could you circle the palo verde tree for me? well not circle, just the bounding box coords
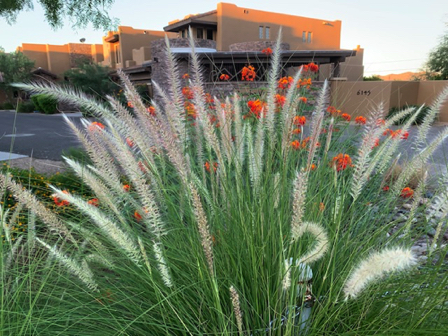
[0,0,118,30]
[426,32,448,80]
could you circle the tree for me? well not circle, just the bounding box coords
[0,48,35,102]
[426,32,448,80]
[0,0,118,30]
[363,75,383,81]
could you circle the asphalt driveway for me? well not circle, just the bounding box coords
[0,111,83,161]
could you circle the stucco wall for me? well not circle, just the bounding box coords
[330,80,448,121]
[18,44,49,69]
[217,3,341,51]
[45,44,71,76]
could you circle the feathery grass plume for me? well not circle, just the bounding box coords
[152,240,172,287]
[1,205,12,244]
[229,286,244,336]
[215,96,233,162]
[63,115,123,194]
[282,259,292,291]
[0,174,75,243]
[280,70,304,157]
[190,183,214,276]
[138,237,152,275]
[428,180,448,252]
[99,123,168,240]
[343,247,416,300]
[290,171,309,243]
[324,117,335,156]
[4,236,23,277]
[266,27,283,148]
[253,112,266,189]
[247,124,256,188]
[64,157,122,217]
[306,80,329,170]
[292,222,329,265]
[162,35,189,144]
[233,93,244,167]
[50,187,140,263]
[391,127,448,196]
[13,82,112,119]
[414,86,448,150]
[404,171,427,234]
[36,237,98,291]
[274,172,280,209]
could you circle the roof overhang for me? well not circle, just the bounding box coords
[31,67,58,79]
[164,10,218,32]
[105,34,119,43]
[173,49,357,65]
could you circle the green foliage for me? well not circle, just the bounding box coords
[32,94,57,114]
[387,104,432,125]
[426,32,448,80]
[363,75,383,81]
[0,102,14,110]
[0,0,119,30]
[16,100,35,113]
[0,49,34,102]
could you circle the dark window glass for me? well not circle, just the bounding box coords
[207,29,213,40]
[197,28,203,39]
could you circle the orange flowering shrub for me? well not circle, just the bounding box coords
[292,128,301,134]
[308,62,319,72]
[146,106,156,116]
[297,78,312,89]
[185,102,197,119]
[293,116,306,126]
[219,74,230,81]
[355,116,367,125]
[341,113,351,121]
[134,211,143,221]
[332,154,354,171]
[278,76,293,89]
[401,187,414,198]
[327,106,341,116]
[126,138,134,148]
[372,138,380,148]
[53,190,70,207]
[182,87,194,100]
[123,184,130,192]
[261,47,273,55]
[182,73,189,79]
[127,101,134,108]
[246,99,266,119]
[274,94,286,108]
[88,198,99,207]
[383,185,390,192]
[241,65,256,81]
[290,140,301,150]
[88,121,105,131]
[383,129,409,139]
[299,97,307,104]
[205,161,218,173]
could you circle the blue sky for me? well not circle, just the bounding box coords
[1,0,447,75]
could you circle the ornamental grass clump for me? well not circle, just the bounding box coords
[2,30,448,335]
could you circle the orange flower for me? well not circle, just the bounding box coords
[146,106,156,116]
[291,140,301,150]
[401,187,414,198]
[88,198,99,207]
[53,190,70,207]
[138,161,147,173]
[293,116,306,126]
[292,128,301,134]
[126,138,134,148]
[246,99,266,119]
[299,97,307,104]
[127,101,134,108]
[400,131,409,140]
[274,94,286,107]
[308,62,319,73]
[372,138,380,148]
[261,47,273,55]
[205,161,218,173]
[241,65,256,81]
[182,87,194,99]
[326,106,339,116]
[297,78,312,89]
[332,153,353,172]
[134,211,143,221]
[219,74,230,81]
[88,121,105,131]
[182,73,189,79]
[376,118,386,126]
[185,101,197,119]
[300,64,309,72]
[123,184,130,192]
[310,163,317,171]
[383,185,390,192]
[319,202,325,211]
[341,113,351,121]
[278,76,294,89]
[355,116,367,125]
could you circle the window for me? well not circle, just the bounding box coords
[206,29,213,40]
[114,44,121,64]
[259,26,264,39]
[265,27,270,39]
[307,32,312,43]
[302,31,307,43]
[197,28,203,39]
[182,30,185,38]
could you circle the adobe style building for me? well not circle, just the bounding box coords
[16,43,104,79]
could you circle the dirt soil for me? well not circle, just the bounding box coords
[5,158,67,175]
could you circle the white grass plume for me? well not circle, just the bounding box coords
[229,285,244,336]
[290,171,309,243]
[344,247,416,299]
[190,183,214,276]
[36,237,99,291]
[153,241,172,287]
[292,222,329,265]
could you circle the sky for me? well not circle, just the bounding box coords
[0,0,447,76]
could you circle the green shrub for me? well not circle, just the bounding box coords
[32,94,58,114]
[17,100,35,113]
[387,104,432,125]
[1,102,14,110]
